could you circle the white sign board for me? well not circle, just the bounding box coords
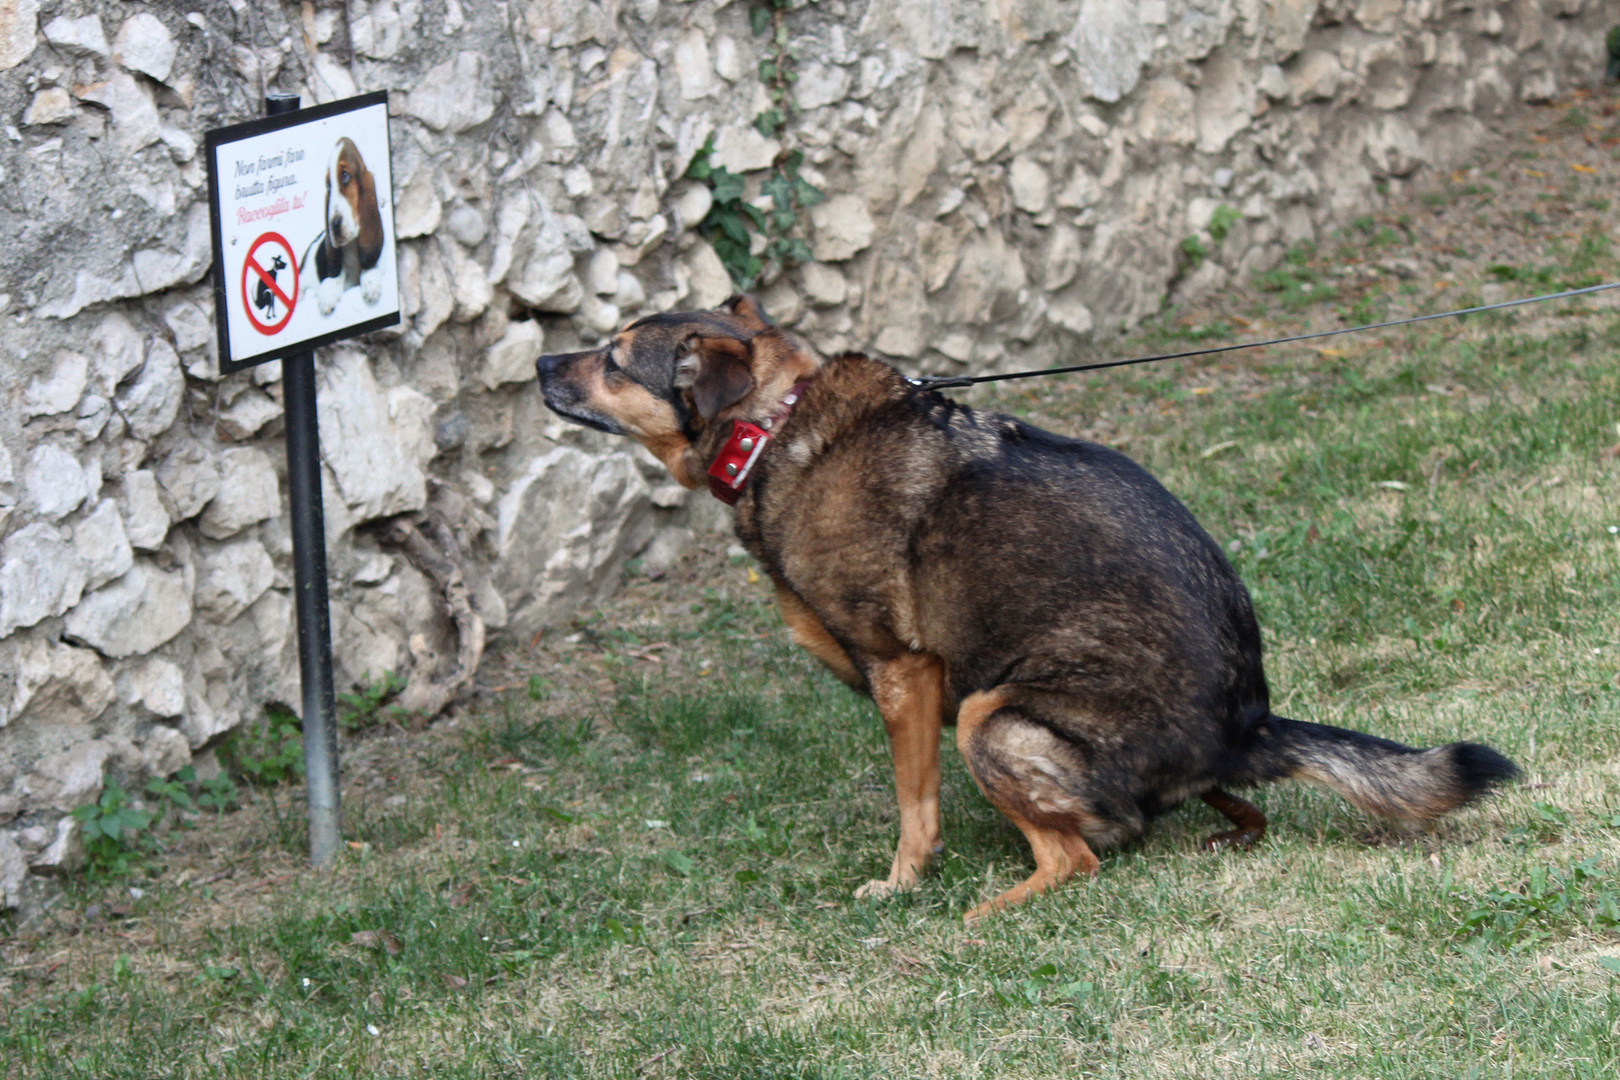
[206,92,399,373]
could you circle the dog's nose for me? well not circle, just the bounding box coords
[536,353,563,380]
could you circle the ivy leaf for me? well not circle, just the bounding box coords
[710,169,745,205]
[794,177,825,207]
[750,4,771,36]
[758,59,778,83]
[685,134,716,180]
[753,109,784,138]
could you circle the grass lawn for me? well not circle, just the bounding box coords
[7,104,1620,1078]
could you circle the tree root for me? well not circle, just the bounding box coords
[376,512,486,722]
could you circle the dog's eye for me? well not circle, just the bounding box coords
[340,170,351,184]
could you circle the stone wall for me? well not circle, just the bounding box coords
[0,0,1608,893]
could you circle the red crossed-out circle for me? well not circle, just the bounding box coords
[241,232,299,335]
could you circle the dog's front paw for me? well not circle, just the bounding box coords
[360,267,382,305]
[854,878,904,900]
[317,277,343,316]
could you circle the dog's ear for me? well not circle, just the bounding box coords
[722,294,773,330]
[676,334,754,421]
[356,158,384,259]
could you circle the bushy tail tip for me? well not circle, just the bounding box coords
[1246,717,1519,821]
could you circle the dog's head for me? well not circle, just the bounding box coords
[536,295,821,488]
[326,137,373,248]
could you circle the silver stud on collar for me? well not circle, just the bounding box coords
[725,463,739,476]
[783,394,798,405]
[739,437,755,452]
[761,418,773,429]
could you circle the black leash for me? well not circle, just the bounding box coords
[905,280,1620,391]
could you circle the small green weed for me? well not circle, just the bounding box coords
[1461,856,1620,951]
[223,706,305,786]
[71,780,158,879]
[338,670,408,731]
[1180,234,1210,268]
[1254,260,1337,309]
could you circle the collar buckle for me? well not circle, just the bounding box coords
[705,381,810,505]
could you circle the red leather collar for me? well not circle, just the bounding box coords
[706,382,810,505]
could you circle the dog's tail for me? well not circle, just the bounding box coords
[1234,715,1519,820]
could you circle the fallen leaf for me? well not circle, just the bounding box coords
[1374,480,1409,491]
[889,946,935,974]
[351,929,403,956]
[1572,163,1596,173]
[1200,440,1240,460]
[441,973,469,989]
[448,883,475,908]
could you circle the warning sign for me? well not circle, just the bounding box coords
[241,232,298,334]
[205,91,400,374]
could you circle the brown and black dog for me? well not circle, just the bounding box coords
[536,296,1519,921]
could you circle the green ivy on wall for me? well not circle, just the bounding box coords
[685,0,824,289]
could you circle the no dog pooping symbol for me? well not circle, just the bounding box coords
[241,232,298,335]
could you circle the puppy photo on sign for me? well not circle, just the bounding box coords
[303,136,387,317]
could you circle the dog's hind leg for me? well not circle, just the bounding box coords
[1201,788,1267,851]
[957,688,1103,923]
[855,652,947,900]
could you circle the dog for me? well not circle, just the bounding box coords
[535,296,1520,921]
[302,137,384,316]
[253,253,288,320]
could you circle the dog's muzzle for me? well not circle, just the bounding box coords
[535,351,625,435]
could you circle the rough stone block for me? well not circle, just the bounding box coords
[75,498,134,591]
[195,539,275,623]
[9,638,114,728]
[495,448,655,638]
[23,350,89,418]
[130,656,186,717]
[64,561,192,658]
[482,319,545,390]
[317,351,428,523]
[112,12,175,83]
[0,524,88,637]
[199,448,280,539]
[24,444,91,521]
[117,338,184,440]
[42,13,108,58]
[810,194,876,262]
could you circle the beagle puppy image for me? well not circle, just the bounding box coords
[304,137,385,316]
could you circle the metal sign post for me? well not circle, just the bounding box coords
[204,91,401,867]
[265,93,339,869]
